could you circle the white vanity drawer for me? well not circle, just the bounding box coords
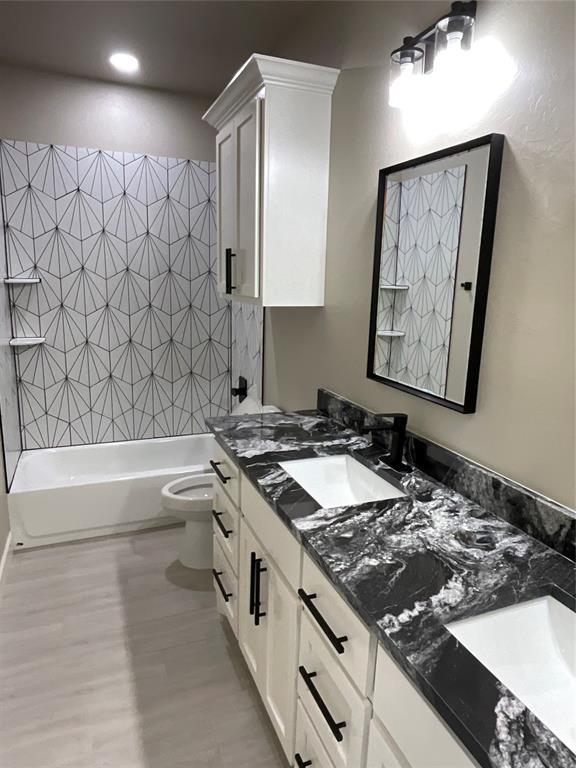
[295,699,337,768]
[298,613,370,768]
[210,443,240,506]
[373,645,478,768]
[240,474,302,590]
[212,480,240,573]
[301,552,375,695]
[213,537,238,636]
[366,717,410,768]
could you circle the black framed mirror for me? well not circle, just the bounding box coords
[367,134,504,413]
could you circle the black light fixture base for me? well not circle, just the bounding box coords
[231,375,248,403]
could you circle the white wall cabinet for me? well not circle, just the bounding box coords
[204,54,339,306]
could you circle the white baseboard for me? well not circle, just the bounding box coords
[0,531,12,588]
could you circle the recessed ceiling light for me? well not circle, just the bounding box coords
[109,52,139,75]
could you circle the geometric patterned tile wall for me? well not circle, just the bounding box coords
[0,139,231,448]
[231,301,263,403]
[0,198,21,486]
[375,166,466,397]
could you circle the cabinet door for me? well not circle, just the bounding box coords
[262,558,299,757]
[216,119,236,295]
[366,718,410,768]
[233,98,261,299]
[238,519,266,690]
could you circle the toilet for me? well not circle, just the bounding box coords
[161,470,214,569]
[161,398,280,569]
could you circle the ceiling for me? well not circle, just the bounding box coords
[0,1,324,98]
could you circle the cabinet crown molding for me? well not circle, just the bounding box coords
[203,54,340,131]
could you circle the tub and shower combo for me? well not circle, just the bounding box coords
[9,400,280,553]
[8,434,217,549]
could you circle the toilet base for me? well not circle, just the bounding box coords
[178,514,213,569]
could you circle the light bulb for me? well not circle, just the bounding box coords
[446,30,464,52]
[109,52,140,75]
[401,36,518,141]
[389,66,421,109]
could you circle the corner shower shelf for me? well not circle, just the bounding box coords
[3,278,41,285]
[377,330,405,338]
[379,284,409,291]
[9,337,45,347]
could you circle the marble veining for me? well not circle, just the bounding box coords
[318,388,576,560]
[206,408,576,768]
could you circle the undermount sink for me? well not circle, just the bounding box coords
[279,455,406,509]
[446,595,576,753]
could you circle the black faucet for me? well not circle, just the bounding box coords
[360,413,408,472]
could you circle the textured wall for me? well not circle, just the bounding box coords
[0,139,229,448]
[266,1,575,508]
[231,303,264,403]
[0,63,215,161]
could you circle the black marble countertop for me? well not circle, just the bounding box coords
[206,410,576,768]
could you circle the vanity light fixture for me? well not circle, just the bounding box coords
[388,0,476,108]
[389,39,424,109]
[109,52,140,75]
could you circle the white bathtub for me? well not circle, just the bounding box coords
[8,434,216,549]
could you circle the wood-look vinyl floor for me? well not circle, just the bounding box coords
[0,528,288,768]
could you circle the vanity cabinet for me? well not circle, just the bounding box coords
[372,646,479,768]
[236,477,301,758]
[295,700,337,768]
[238,519,268,685]
[213,537,238,636]
[298,612,370,768]
[203,54,339,306]
[366,718,409,768]
[212,478,239,572]
[211,449,480,768]
[301,552,375,695]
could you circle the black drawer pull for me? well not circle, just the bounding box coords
[212,509,232,539]
[295,755,312,767]
[212,569,232,602]
[249,551,256,616]
[210,459,231,484]
[254,556,267,626]
[298,588,348,655]
[299,665,346,743]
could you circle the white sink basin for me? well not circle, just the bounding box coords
[279,455,405,508]
[447,595,576,752]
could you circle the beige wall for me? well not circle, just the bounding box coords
[266,1,576,508]
[0,63,215,160]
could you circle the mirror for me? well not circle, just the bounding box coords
[367,134,504,413]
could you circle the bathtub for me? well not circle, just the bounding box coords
[8,434,216,549]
